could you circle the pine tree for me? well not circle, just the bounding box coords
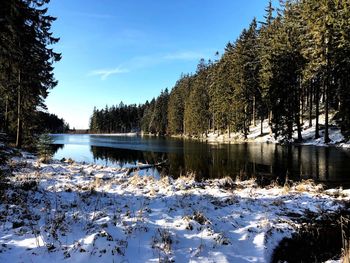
[257,2,305,141]
[334,0,350,133]
[207,52,234,134]
[300,0,340,143]
[167,75,191,134]
[141,99,155,133]
[231,19,262,138]
[0,0,60,147]
[149,89,169,135]
[258,0,276,134]
[184,59,209,136]
[86,0,350,141]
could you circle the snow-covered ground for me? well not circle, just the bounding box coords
[0,153,348,262]
[202,113,350,147]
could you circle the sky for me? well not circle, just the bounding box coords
[45,0,278,129]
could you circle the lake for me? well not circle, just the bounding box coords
[51,134,350,187]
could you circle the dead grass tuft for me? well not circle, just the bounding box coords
[293,179,324,193]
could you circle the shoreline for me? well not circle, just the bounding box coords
[174,133,350,148]
[56,114,350,149]
[50,112,350,149]
[0,150,348,262]
[52,131,350,148]
[172,115,350,148]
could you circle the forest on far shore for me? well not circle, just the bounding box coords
[90,0,350,143]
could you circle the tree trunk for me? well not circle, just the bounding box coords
[4,95,8,133]
[260,115,264,136]
[16,70,22,148]
[208,118,211,134]
[288,121,293,140]
[301,81,304,124]
[252,95,256,126]
[324,78,330,143]
[315,82,320,139]
[244,105,248,139]
[212,114,215,134]
[295,113,303,142]
[295,79,303,142]
[324,36,331,144]
[323,32,331,143]
[268,110,273,135]
[243,119,247,139]
[309,82,313,128]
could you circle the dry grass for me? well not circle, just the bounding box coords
[129,173,142,186]
[159,176,172,188]
[177,172,196,183]
[94,177,102,188]
[293,179,324,193]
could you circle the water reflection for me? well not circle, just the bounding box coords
[51,135,350,187]
[51,144,64,153]
[90,146,166,168]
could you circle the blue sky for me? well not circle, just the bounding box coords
[46,0,277,129]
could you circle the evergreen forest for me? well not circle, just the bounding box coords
[90,0,350,143]
[0,0,66,147]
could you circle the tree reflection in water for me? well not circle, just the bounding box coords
[51,136,350,187]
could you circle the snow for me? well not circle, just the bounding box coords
[201,113,350,147]
[0,155,348,262]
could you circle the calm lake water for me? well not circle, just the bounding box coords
[51,134,350,187]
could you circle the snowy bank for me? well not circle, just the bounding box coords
[0,154,348,262]
[193,113,350,148]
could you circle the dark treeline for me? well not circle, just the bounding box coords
[90,89,170,134]
[89,102,145,133]
[35,111,69,134]
[90,0,350,142]
[0,0,61,147]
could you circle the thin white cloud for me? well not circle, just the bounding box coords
[90,67,129,80]
[89,50,213,80]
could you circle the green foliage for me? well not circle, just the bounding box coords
[90,90,170,135]
[90,103,144,133]
[167,88,184,134]
[37,133,54,163]
[34,111,69,135]
[0,134,9,166]
[149,89,169,135]
[141,100,155,133]
[184,59,210,136]
[89,0,350,141]
[0,0,61,147]
[167,75,191,134]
